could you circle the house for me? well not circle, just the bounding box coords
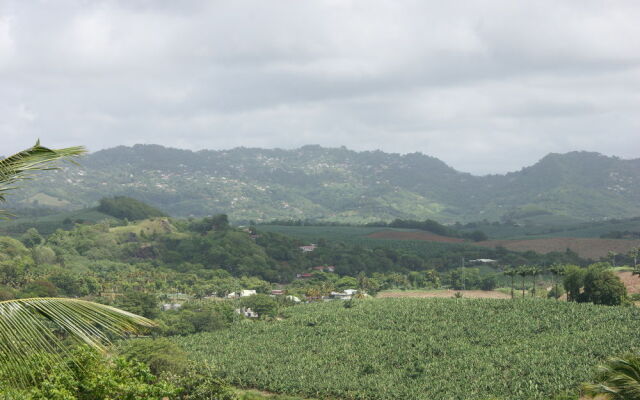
[271,289,285,295]
[330,289,358,300]
[227,289,257,298]
[299,244,317,252]
[286,295,301,303]
[469,259,497,264]
[312,265,336,273]
[162,303,182,311]
[235,307,259,318]
[296,273,314,279]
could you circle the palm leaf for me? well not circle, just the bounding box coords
[0,140,86,213]
[582,356,640,399]
[0,297,156,387]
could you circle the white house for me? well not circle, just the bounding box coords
[286,295,301,303]
[227,289,257,299]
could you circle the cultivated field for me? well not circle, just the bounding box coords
[377,289,511,299]
[475,238,640,260]
[180,298,640,400]
[367,230,464,243]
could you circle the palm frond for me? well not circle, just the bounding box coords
[0,297,156,387]
[582,356,640,399]
[0,140,86,209]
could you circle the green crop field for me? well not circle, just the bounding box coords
[180,298,640,400]
[257,225,481,256]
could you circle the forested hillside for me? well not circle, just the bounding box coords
[6,144,640,222]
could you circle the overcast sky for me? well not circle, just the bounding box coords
[1,0,639,175]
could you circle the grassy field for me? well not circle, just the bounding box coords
[179,298,640,400]
[0,208,116,235]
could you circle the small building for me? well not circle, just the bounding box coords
[271,289,285,295]
[227,289,257,298]
[469,259,497,264]
[162,303,182,311]
[299,244,317,252]
[312,265,335,273]
[296,273,314,279]
[235,307,259,318]
[330,291,351,300]
[286,295,301,303]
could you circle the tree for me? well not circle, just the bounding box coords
[517,267,529,298]
[583,266,627,306]
[503,268,517,299]
[0,141,156,385]
[241,294,278,317]
[529,266,542,297]
[548,264,565,301]
[608,251,618,268]
[0,298,155,386]
[563,265,586,302]
[629,247,639,274]
[582,355,640,399]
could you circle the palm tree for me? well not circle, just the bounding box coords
[503,268,517,299]
[529,266,542,297]
[0,298,155,386]
[517,267,529,298]
[548,264,565,301]
[0,141,156,385]
[629,248,639,275]
[0,140,85,215]
[582,355,640,399]
[608,251,618,268]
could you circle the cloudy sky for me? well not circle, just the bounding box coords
[1,0,639,174]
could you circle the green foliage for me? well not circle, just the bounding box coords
[582,355,640,399]
[7,145,640,222]
[582,266,627,306]
[548,285,565,299]
[114,291,160,319]
[97,196,167,221]
[0,346,178,400]
[156,301,235,336]
[563,265,586,302]
[118,338,189,376]
[18,280,58,297]
[0,298,156,387]
[564,264,627,306]
[180,298,640,400]
[20,228,44,248]
[0,140,85,216]
[240,294,278,318]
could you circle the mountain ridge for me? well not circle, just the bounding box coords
[6,144,639,223]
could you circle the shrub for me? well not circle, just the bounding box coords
[118,337,189,376]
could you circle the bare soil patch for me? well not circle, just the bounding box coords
[377,289,511,299]
[616,271,640,295]
[474,238,640,260]
[367,231,465,243]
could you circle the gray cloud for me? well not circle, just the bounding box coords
[1,0,639,174]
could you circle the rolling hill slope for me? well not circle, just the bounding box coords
[5,144,639,223]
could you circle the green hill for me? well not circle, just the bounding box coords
[5,144,639,223]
